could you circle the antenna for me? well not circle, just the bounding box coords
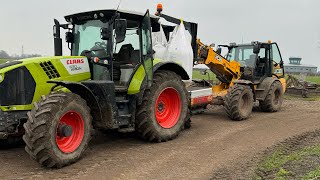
[116,0,122,12]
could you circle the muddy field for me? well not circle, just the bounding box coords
[0,98,319,180]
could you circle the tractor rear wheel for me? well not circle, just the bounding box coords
[23,92,92,168]
[259,81,283,112]
[136,70,189,142]
[225,84,254,121]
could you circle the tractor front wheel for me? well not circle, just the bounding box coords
[136,70,189,142]
[23,92,92,168]
[225,84,254,121]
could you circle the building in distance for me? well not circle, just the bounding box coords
[284,57,317,74]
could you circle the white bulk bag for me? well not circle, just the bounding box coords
[152,24,167,60]
[165,21,194,81]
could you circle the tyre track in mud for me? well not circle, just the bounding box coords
[0,99,318,179]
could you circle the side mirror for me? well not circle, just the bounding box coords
[216,47,222,55]
[65,32,74,43]
[253,43,260,54]
[115,19,127,43]
[100,27,111,40]
[280,60,284,68]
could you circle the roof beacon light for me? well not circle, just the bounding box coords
[157,3,163,14]
[268,40,272,43]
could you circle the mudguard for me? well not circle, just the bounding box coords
[128,60,189,95]
[47,80,103,126]
[255,77,280,101]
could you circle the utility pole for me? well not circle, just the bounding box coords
[21,45,24,57]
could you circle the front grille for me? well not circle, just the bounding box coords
[0,67,36,106]
[40,61,60,79]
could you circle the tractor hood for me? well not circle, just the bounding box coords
[0,56,90,79]
[0,56,90,110]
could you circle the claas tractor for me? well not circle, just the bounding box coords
[0,55,90,147]
[23,9,196,168]
[195,40,286,120]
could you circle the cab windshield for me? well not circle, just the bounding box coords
[72,20,109,58]
[227,45,265,68]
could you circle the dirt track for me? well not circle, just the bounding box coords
[0,99,319,180]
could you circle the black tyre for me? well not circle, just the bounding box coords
[259,81,283,112]
[136,70,189,142]
[23,92,92,168]
[225,84,254,121]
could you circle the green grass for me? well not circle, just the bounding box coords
[284,94,320,101]
[0,59,9,64]
[258,145,320,179]
[192,69,216,81]
[306,76,320,84]
[302,166,320,180]
[193,70,320,85]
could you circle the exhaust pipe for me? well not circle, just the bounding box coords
[53,19,62,56]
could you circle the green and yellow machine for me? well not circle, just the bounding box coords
[22,9,195,168]
[0,56,90,146]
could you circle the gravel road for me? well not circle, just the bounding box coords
[0,99,319,180]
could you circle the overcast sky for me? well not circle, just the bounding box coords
[0,0,319,68]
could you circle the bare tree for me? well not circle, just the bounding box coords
[0,50,10,59]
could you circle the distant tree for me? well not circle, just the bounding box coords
[0,50,10,59]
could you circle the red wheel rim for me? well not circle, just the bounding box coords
[56,111,85,153]
[155,88,182,128]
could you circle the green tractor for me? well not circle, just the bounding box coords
[0,56,90,147]
[23,9,197,167]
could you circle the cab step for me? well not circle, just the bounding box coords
[115,86,128,93]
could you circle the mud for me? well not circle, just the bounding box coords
[0,99,319,180]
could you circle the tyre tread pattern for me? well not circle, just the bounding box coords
[23,92,92,168]
[224,84,253,121]
[260,81,283,112]
[136,70,189,142]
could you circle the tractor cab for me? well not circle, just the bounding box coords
[53,9,158,89]
[54,9,197,90]
[225,41,284,83]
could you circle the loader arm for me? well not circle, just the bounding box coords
[196,39,241,85]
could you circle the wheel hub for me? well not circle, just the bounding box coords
[157,102,165,112]
[57,124,73,137]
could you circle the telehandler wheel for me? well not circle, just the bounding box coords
[225,84,254,121]
[259,81,283,112]
[23,92,92,168]
[136,70,189,142]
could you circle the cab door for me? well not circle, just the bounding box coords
[271,43,285,78]
[140,10,153,87]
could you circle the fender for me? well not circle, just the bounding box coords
[233,79,255,99]
[233,79,255,90]
[233,79,254,86]
[47,80,103,125]
[127,59,190,95]
[255,77,280,101]
[153,62,190,80]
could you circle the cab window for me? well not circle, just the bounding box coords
[271,44,282,63]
